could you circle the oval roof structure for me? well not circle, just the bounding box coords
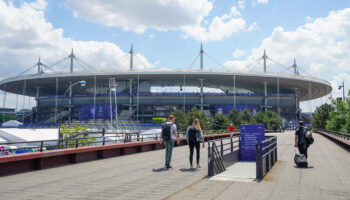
[0,70,332,102]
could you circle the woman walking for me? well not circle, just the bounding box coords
[186,119,205,168]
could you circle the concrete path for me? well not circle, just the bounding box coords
[168,131,350,200]
[0,143,209,200]
[1,131,350,200]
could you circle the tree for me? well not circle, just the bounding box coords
[213,113,230,131]
[239,109,255,125]
[326,99,347,132]
[60,121,96,148]
[171,110,187,133]
[184,107,212,132]
[254,110,282,130]
[228,108,240,127]
[0,114,16,125]
[311,103,332,129]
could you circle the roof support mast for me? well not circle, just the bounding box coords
[130,44,134,71]
[292,59,298,75]
[69,49,74,73]
[200,43,204,71]
[263,49,267,73]
[37,57,42,74]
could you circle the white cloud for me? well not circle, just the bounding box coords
[66,0,213,33]
[148,34,154,39]
[224,8,350,110]
[66,0,254,42]
[257,0,268,4]
[0,0,154,108]
[238,0,246,10]
[232,49,245,58]
[247,22,258,31]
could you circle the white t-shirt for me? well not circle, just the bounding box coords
[166,122,177,139]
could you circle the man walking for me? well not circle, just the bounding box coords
[160,115,179,169]
[294,121,310,158]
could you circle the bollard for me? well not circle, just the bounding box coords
[40,141,44,152]
[230,136,233,152]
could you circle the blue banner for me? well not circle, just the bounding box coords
[240,124,265,161]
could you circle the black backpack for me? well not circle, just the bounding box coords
[188,126,200,143]
[162,123,172,141]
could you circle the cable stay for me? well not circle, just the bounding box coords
[74,56,96,71]
[203,52,227,70]
[16,63,38,77]
[187,52,200,69]
[134,54,151,69]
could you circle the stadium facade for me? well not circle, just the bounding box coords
[0,46,332,124]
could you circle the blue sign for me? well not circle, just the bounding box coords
[240,124,265,161]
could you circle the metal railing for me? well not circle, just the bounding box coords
[208,135,240,176]
[318,129,350,141]
[256,136,277,179]
[0,133,159,156]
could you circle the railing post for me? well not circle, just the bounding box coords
[256,142,262,179]
[230,136,233,152]
[141,134,144,142]
[220,139,223,156]
[40,141,43,152]
[102,128,105,145]
[75,139,79,148]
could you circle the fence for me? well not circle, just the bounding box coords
[256,136,277,179]
[0,133,159,155]
[317,129,350,141]
[208,135,240,176]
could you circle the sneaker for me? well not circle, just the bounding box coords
[197,164,201,168]
[166,165,172,169]
[190,165,193,169]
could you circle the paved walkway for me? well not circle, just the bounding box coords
[168,132,350,200]
[0,131,350,200]
[0,142,209,200]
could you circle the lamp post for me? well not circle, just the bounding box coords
[338,81,345,101]
[109,78,116,124]
[58,80,86,125]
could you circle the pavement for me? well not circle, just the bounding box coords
[0,131,350,200]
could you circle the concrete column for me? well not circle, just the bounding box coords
[233,75,236,108]
[55,77,58,123]
[199,79,204,111]
[69,81,72,122]
[129,79,133,110]
[294,88,299,122]
[36,87,40,123]
[93,75,96,121]
[22,80,26,123]
[263,82,268,111]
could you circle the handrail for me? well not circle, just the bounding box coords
[318,129,350,140]
[256,136,277,180]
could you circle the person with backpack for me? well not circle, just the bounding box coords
[160,115,179,169]
[294,121,311,158]
[186,119,205,168]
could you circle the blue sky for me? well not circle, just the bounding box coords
[1,0,350,111]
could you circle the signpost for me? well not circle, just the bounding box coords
[240,124,265,161]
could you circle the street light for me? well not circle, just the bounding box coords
[58,80,86,124]
[338,81,345,101]
[109,78,116,124]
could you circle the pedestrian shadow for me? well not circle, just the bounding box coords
[152,167,169,172]
[179,168,198,172]
[294,166,314,169]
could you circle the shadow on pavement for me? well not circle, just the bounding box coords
[179,168,198,172]
[294,166,314,169]
[152,167,169,172]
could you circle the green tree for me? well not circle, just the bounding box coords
[185,107,212,132]
[254,110,282,130]
[311,103,332,129]
[213,113,230,131]
[0,114,16,125]
[228,108,240,127]
[326,99,347,132]
[60,121,96,148]
[171,110,187,132]
[239,109,256,125]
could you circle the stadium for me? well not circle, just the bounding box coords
[0,46,332,125]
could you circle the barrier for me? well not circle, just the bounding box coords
[256,136,277,179]
[316,129,350,150]
[0,133,230,176]
[208,134,240,176]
